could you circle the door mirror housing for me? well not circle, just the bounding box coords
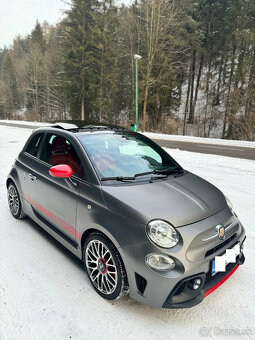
[49,164,73,178]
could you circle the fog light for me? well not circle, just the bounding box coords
[145,253,175,272]
[188,278,202,290]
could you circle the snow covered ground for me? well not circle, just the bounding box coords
[0,125,254,340]
[0,119,52,127]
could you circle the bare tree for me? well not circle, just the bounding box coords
[140,0,184,132]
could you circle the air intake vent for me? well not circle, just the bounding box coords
[205,233,237,258]
[135,273,147,295]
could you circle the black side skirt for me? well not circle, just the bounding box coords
[32,207,78,249]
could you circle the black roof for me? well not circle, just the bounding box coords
[50,122,126,133]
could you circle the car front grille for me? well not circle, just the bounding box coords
[205,233,237,258]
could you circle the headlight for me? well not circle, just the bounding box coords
[146,220,179,248]
[225,195,233,211]
[145,253,175,271]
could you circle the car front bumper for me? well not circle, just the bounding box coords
[162,250,245,308]
[120,207,246,309]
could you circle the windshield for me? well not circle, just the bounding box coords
[78,132,182,181]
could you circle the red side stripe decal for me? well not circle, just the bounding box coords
[24,194,81,241]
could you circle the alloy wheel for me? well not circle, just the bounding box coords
[85,240,118,295]
[8,185,20,216]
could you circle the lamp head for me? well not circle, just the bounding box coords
[134,54,142,60]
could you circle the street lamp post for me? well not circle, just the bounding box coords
[134,54,142,132]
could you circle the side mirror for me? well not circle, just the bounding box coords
[49,164,73,178]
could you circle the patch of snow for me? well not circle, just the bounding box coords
[144,132,255,148]
[0,119,51,127]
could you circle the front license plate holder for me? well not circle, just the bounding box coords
[211,242,240,276]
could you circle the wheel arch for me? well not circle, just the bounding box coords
[6,177,14,188]
[6,174,21,196]
[6,167,19,189]
[80,226,128,276]
[81,227,121,258]
[80,228,99,257]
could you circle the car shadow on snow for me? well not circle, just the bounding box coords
[24,216,84,272]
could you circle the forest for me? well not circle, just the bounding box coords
[0,0,254,140]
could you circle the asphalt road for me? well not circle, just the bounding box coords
[154,139,255,161]
[0,121,254,160]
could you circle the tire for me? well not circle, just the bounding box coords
[7,182,26,219]
[83,232,129,300]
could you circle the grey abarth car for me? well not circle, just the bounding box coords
[7,123,246,308]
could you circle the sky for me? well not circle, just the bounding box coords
[0,0,132,49]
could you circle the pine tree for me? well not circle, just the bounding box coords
[31,21,46,52]
[63,0,101,120]
[0,51,21,118]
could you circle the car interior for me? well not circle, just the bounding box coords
[40,134,81,176]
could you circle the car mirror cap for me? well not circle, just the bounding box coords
[49,164,73,178]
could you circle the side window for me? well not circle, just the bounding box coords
[25,133,43,157]
[40,133,85,178]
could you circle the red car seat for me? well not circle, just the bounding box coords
[50,136,80,175]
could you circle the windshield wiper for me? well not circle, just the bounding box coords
[101,169,186,182]
[134,169,185,177]
[101,176,136,182]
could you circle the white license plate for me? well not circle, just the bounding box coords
[211,243,240,276]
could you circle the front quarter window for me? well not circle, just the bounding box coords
[24,133,43,157]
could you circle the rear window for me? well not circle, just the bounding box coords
[25,133,43,157]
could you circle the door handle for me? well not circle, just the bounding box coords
[28,173,37,181]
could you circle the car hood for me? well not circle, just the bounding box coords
[101,172,227,227]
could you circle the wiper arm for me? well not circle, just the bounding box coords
[134,169,185,177]
[156,169,185,175]
[101,176,136,182]
[134,171,155,178]
[149,174,168,181]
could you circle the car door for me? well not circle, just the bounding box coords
[17,132,44,212]
[26,132,83,246]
